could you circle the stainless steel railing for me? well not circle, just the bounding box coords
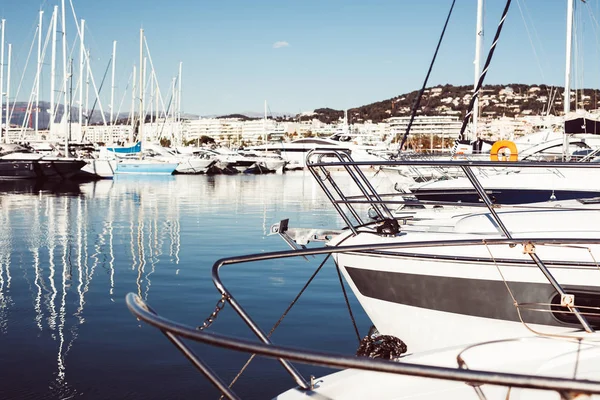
[127,237,600,399]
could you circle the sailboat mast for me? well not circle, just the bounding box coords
[110,41,116,125]
[170,76,175,139]
[61,0,67,128]
[130,64,136,143]
[143,56,147,140]
[66,59,72,156]
[78,19,85,128]
[563,0,574,160]
[139,29,143,144]
[0,19,5,141]
[473,0,484,140]
[177,61,182,123]
[50,6,57,129]
[36,10,43,136]
[6,43,11,141]
[564,0,573,115]
[85,49,90,127]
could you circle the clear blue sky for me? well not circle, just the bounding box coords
[0,0,597,116]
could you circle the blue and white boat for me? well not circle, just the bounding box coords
[114,158,178,175]
[99,142,178,175]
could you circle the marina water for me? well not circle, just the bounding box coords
[0,172,386,399]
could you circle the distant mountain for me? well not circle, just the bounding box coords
[2,101,133,129]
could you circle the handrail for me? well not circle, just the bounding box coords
[126,291,600,397]
[306,150,395,234]
[306,157,600,169]
[304,150,598,332]
[128,236,600,397]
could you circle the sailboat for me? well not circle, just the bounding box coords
[113,29,178,176]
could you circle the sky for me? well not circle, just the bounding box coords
[0,0,598,117]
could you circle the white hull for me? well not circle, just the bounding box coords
[329,206,600,353]
[80,159,118,178]
[174,157,214,174]
[277,334,600,399]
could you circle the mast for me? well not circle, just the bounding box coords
[130,64,136,143]
[150,68,154,135]
[85,49,90,127]
[139,28,143,144]
[5,43,11,141]
[177,61,182,145]
[563,0,574,160]
[143,56,147,140]
[170,76,175,140]
[263,99,267,144]
[154,70,158,132]
[50,6,57,128]
[0,19,5,141]
[61,0,67,128]
[66,59,72,156]
[473,0,484,141]
[110,41,116,125]
[85,50,90,127]
[564,0,574,116]
[177,61,182,123]
[78,19,85,128]
[36,11,43,135]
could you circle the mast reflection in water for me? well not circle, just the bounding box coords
[0,172,388,399]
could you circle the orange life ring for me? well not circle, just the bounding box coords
[490,140,518,162]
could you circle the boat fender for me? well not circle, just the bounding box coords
[490,140,518,162]
[376,218,400,235]
[356,333,407,360]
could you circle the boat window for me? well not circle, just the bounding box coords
[550,290,600,328]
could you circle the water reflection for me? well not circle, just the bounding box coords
[0,177,187,397]
[0,179,82,196]
[0,172,373,399]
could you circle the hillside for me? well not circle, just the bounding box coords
[299,84,600,125]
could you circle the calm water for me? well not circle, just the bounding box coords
[0,171,391,399]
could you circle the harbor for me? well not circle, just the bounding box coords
[4,0,600,399]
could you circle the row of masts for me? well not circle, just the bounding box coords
[0,2,184,145]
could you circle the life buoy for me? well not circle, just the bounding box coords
[490,140,518,162]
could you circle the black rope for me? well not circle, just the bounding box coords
[221,254,331,398]
[356,334,407,360]
[336,262,361,344]
[397,0,456,156]
[451,0,512,155]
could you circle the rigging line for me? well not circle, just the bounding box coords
[397,0,456,156]
[116,69,133,128]
[516,0,546,81]
[336,263,361,343]
[221,254,331,398]
[158,76,178,140]
[7,24,38,130]
[452,0,513,157]
[581,1,600,110]
[82,58,111,141]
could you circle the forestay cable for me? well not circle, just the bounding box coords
[451,0,512,157]
[397,0,456,156]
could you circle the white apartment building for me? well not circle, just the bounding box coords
[82,124,133,144]
[387,115,463,141]
[183,118,243,144]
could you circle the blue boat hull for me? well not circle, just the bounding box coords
[115,161,178,175]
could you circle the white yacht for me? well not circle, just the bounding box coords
[249,132,388,169]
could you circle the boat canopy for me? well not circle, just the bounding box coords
[565,111,600,134]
